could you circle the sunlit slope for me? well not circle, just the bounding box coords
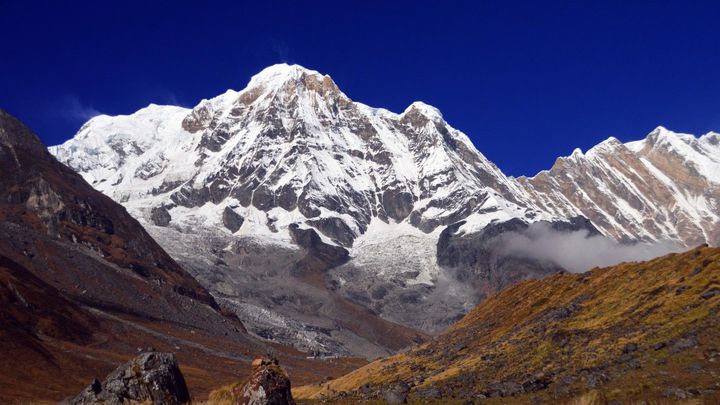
[297,245,720,403]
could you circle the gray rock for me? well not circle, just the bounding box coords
[64,352,189,404]
[671,337,699,353]
[623,343,638,353]
[414,387,441,398]
[381,189,414,222]
[663,387,690,399]
[222,206,244,233]
[653,342,667,351]
[150,206,172,227]
[233,358,296,405]
[701,288,720,300]
[306,216,356,247]
[489,381,525,397]
[382,382,410,404]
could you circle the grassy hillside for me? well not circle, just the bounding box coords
[294,246,720,404]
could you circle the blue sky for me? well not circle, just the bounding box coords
[2,1,719,176]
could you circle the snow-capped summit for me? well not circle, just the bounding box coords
[403,101,444,122]
[247,63,328,88]
[49,64,720,356]
[52,64,550,248]
[51,65,720,249]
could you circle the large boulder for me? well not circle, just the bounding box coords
[382,381,410,404]
[150,206,172,227]
[233,357,296,405]
[64,352,190,405]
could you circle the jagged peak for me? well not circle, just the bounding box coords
[585,136,623,157]
[650,125,670,135]
[402,101,444,122]
[569,147,584,158]
[644,125,701,149]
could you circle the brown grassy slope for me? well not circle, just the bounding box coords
[296,246,720,404]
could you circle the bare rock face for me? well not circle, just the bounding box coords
[65,352,190,405]
[151,206,172,227]
[223,206,245,233]
[288,224,349,277]
[233,357,296,405]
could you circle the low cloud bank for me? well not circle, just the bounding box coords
[498,223,683,273]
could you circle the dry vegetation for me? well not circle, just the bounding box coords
[294,246,720,404]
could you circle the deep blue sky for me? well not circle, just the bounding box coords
[2,1,719,176]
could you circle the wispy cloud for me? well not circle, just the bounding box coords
[271,39,290,62]
[55,95,103,122]
[161,92,181,106]
[497,222,683,273]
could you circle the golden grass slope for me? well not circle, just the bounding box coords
[295,246,720,404]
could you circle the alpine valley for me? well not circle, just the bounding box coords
[49,64,720,362]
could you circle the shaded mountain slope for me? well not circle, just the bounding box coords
[297,246,720,404]
[0,109,365,403]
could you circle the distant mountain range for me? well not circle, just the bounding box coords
[49,64,720,357]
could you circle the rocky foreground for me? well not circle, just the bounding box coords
[24,246,720,405]
[63,353,297,405]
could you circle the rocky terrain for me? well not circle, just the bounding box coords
[0,110,364,404]
[296,245,720,404]
[49,64,720,357]
[64,352,190,405]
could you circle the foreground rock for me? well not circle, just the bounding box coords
[234,357,296,405]
[64,352,190,405]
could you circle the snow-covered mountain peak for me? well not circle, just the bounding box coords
[51,64,554,248]
[46,65,720,358]
[643,126,698,148]
[570,147,583,157]
[51,64,720,251]
[586,136,624,157]
[243,63,343,101]
[403,101,444,122]
[248,63,323,85]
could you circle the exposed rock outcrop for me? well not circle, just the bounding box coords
[65,352,190,405]
[151,206,172,227]
[288,224,349,277]
[223,206,245,233]
[233,357,296,405]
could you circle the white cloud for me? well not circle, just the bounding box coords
[57,95,102,122]
[497,222,683,273]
